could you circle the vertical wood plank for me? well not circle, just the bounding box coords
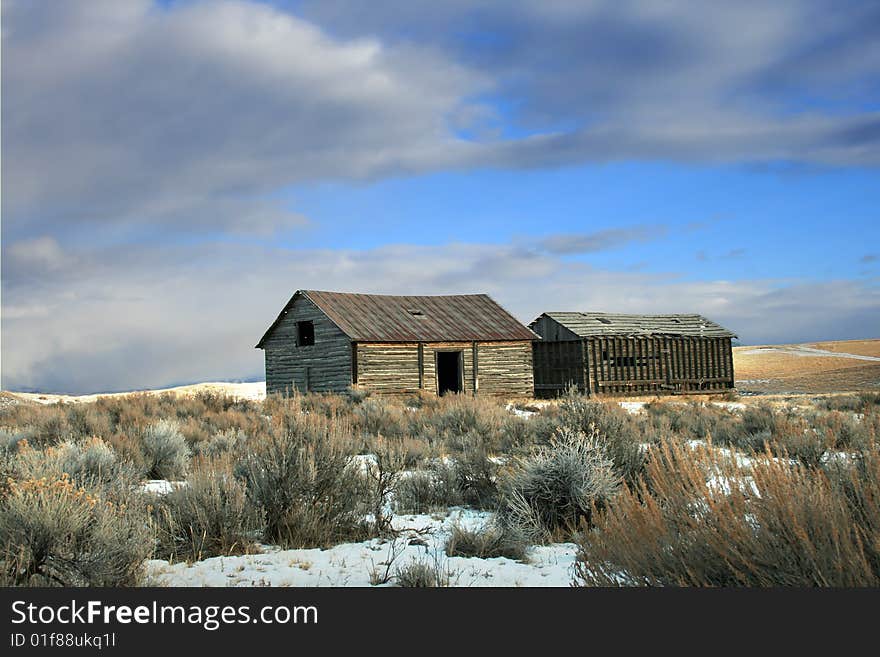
[472,341,479,394]
[351,342,358,385]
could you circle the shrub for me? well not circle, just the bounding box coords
[558,392,632,438]
[557,394,645,484]
[395,437,433,468]
[574,440,880,586]
[395,555,453,587]
[234,411,370,547]
[66,405,111,441]
[152,457,259,561]
[353,398,407,439]
[28,407,71,446]
[498,429,620,543]
[445,520,528,561]
[0,475,153,586]
[814,410,878,451]
[195,428,246,458]
[821,393,880,412]
[140,420,191,480]
[359,437,406,535]
[450,437,500,509]
[643,401,729,441]
[768,417,830,468]
[0,428,31,456]
[412,394,509,452]
[394,465,462,514]
[712,404,792,452]
[11,438,139,490]
[177,417,212,448]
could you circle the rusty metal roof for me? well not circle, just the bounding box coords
[534,312,737,339]
[257,290,538,347]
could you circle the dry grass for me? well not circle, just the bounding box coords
[574,439,880,586]
[808,340,880,358]
[2,381,880,587]
[734,339,880,394]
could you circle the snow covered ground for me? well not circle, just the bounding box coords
[145,508,579,587]
[739,346,880,362]
[12,381,266,405]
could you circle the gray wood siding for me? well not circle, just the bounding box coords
[356,343,421,393]
[530,315,581,341]
[533,316,736,398]
[262,296,352,395]
[533,340,586,394]
[474,342,534,396]
[584,336,735,396]
[355,341,532,396]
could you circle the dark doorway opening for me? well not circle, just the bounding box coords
[436,351,463,395]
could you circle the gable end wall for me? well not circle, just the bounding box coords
[262,295,352,395]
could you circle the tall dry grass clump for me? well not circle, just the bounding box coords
[394,463,462,514]
[152,455,259,562]
[445,520,528,561]
[574,439,880,586]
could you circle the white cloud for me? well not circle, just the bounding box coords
[4,239,878,393]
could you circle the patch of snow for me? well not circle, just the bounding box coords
[145,508,579,587]
[822,450,859,465]
[506,404,537,418]
[618,401,647,414]
[351,454,378,474]
[140,480,186,495]
[706,474,760,497]
[739,346,880,361]
[12,381,267,405]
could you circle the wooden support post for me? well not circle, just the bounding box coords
[417,342,424,390]
[581,339,589,395]
[351,342,358,385]
[472,341,479,395]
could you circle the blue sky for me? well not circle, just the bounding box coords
[2,0,879,393]
[285,163,878,282]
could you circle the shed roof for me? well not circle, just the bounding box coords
[257,290,538,347]
[534,312,736,339]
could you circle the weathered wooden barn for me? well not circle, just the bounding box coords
[530,312,737,397]
[257,290,537,396]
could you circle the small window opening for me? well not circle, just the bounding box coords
[297,320,315,346]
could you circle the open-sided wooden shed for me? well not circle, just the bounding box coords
[257,290,537,397]
[530,312,737,397]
